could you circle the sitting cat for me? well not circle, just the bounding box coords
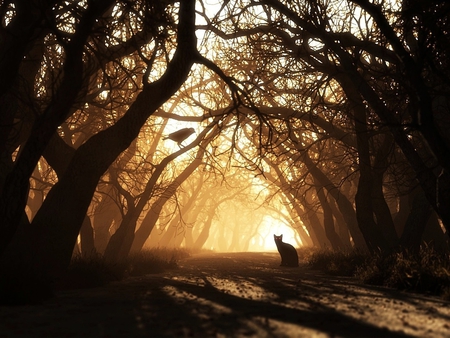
[274,234,299,267]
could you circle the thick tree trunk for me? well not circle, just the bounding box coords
[342,80,395,252]
[328,197,352,248]
[400,188,432,252]
[316,186,344,251]
[422,212,448,251]
[92,205,121,254]
[371,134,399,246]
[79,216,96,257]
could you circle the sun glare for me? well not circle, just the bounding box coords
[249,216,301,252]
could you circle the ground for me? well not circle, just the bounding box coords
[1,251,450,337]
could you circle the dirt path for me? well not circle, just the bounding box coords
[1,252,450,337]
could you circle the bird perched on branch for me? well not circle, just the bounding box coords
[163,127,195,145]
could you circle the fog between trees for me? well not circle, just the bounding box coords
[1,0,449,284]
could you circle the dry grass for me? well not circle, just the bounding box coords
[302,246,450,299]
[56,248,191,290]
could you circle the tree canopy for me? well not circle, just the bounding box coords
[1,0,449,295]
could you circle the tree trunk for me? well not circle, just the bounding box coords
[328,197,352,248]
[393,194,410,237]
[92,204,121,254]
[400,188,432,253]
[422,212,448,251]
[302,153,367,250]
[158,217,181,248]
[316,186,344,251]
[371,134,399,247]
[104,131,211,262]
[129,140,212,253]
[193,212,215,251]
[79,216,96,257]
[0,0,116,255]
[344,82,392,252]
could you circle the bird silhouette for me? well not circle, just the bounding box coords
[163,127,195,145]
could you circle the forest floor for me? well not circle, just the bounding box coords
[1,251,450,337]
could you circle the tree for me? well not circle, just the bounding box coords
[0,0,200,285]
[104,118,221,262]
[200,0,450,250]
[3,1,450,305]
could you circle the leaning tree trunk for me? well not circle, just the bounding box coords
[277,189,315,247]
[130,118,223,254]
[422,212,448,251]
[130,145,206,252]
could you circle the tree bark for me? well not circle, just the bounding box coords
[316,186,345,251]
[328,197,352,248]
[400,188,433,252]
[79,216,96,256]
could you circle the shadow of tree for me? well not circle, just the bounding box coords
[133,252,418,337]
[2,252,448,337]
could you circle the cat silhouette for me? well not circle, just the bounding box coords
[274,234,298,267]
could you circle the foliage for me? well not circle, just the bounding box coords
[56,248,191,291]
[305,248,367,276]
[305,246,450,299]
[125,248,190,276]
[356,246,450,299]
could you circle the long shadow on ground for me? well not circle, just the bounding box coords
[2,252,448,337]
[133,252,418,337]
